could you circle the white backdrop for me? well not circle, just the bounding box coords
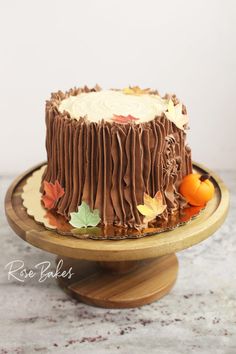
[0,0,236,174]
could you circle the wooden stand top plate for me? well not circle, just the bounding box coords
[5,162,229,262]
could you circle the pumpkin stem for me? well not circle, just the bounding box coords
[200,174,210,182]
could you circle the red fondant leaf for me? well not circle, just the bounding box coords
[42,180,65,210]
[112,114,139,124]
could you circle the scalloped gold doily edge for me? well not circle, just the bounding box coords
[21,165,203,240]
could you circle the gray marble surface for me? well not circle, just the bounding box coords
[0,170,235,354]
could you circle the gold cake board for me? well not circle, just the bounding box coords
[5,162,229,308]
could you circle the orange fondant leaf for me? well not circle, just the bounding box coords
[112,114,139,124]
[137,191,167,224]
[42,180,65,210]
[123,86,150,95]
[45,210,71,231]
[180,206,203,223]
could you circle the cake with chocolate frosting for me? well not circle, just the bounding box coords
[42,85,192,230]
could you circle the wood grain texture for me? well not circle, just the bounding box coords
[56,255,178,308]
[5,162,229,262]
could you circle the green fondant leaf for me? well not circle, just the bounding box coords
[69,201,101,228]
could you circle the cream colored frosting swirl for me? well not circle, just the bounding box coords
[59,90,169,123]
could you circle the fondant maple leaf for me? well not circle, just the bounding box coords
[45,210,71,231]
[112,114,139,124]
[69,201,101,228]
[137,191,167,224]
[42,180,65,210]
[123,86,150,95]
[165,99,188,130]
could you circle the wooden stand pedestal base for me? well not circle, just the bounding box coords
[56,254,178,308]
[5,162,229,308]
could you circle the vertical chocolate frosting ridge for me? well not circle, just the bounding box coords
[42,87,192,228]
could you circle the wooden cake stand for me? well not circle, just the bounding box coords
[5,162,229,308]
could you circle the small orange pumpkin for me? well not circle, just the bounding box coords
[179,173,214,206]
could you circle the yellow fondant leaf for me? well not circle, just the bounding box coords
[136,204,153,216]
[137,191,167,224]
[165,99,188,131]
[123,86,150,95]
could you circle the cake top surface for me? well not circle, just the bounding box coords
[58,88,188,130]
[59,89,168,123]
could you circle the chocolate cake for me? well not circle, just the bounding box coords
[42,85,192,229]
